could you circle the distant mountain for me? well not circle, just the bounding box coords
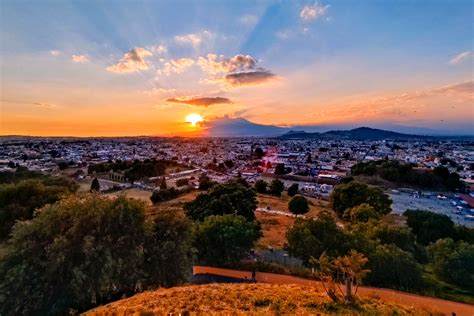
[280,127,429,140]
[197,117,472,138]
[202,117,287,137]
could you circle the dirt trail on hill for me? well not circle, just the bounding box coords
[194,266,474,316]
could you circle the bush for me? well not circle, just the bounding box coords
[427,238,474,289]
[288,196,310,216]
[0,196,193,315]
[193,215,261,267]
[330,181,392,218]
[365,244,424,291]
[185,183,257,222]
[176,178,189,187]
[150,187,181,204]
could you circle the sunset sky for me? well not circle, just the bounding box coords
[1,0,473,136]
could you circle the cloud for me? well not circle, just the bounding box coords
[166,96,232,107]
[223,71,278,87]
[151,44,167,54]
[449,51,471,65]
[174,31,215,47]
[300,3,329,21]
[50,50,61,56]
[107,47,153,74]
[240,14,258,27]
[432,80,473,96]
[198,53,278,88]
[198,54,257,74]
[158,58,195,75]
[32,102,56,108]
[71,55,89,63]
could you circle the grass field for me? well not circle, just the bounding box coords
[255,193,332,249]
[85,283,438,316]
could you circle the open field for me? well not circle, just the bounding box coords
[85,283,440,316]
[146,190,200,217]
[256,212,295,249]
[255,193,334,249]
[256,193,329,218]
[104,188,153,205]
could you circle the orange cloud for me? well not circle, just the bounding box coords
[166,96,232,107]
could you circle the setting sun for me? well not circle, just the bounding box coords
[185,114,203,126]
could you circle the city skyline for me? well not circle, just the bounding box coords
[1,0,473,136]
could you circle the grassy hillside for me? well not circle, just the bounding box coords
[85,283,436,315]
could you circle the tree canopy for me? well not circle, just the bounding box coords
[184,183,257,222]
[0,195,193,315]
[193,215,261,267]
[288,196,310,216]
[287,183,299,197]
[330,181,392,218]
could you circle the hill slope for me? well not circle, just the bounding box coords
[85,283,436,315]
[280,127,429,140]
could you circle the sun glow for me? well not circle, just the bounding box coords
[185,113,203,126]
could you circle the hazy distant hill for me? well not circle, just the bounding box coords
[280,127,430,140]
[199,117,470,138]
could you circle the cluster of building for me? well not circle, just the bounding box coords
[0,136,473,208]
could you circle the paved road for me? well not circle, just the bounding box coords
[193,266,474,316]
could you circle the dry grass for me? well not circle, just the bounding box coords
[85,283,436,316]
[104,188,153,205]
[256,212,295,249]
[146,190,200,218]
[255,194,332,249]
[257,193,328,218]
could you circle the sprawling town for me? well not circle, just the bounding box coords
[1,136,473,227]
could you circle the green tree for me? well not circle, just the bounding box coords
[193,215,261,267]
[274,163,286,175]
[185,183,257,222]
[198,174,215,190]
[90,177,100,192]
[254,147,264,159]
[427,238,474,288]
[330,181,392,218]
[175,178,189,187]
[288,196,310,216]
[269,179,284,197]
[365,244,424,291]
[343,203,380,223]
[287,183,299,197]
[144,208,193,287]
[0,179,76,240]
[287,212,351,265]
[254,179,268,193]
[0,195,193,315]
[403,209,455,245]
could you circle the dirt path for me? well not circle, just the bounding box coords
[193,266,474,316]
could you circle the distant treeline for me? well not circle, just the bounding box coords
[87,159,187,182]
[351,160,463,191]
